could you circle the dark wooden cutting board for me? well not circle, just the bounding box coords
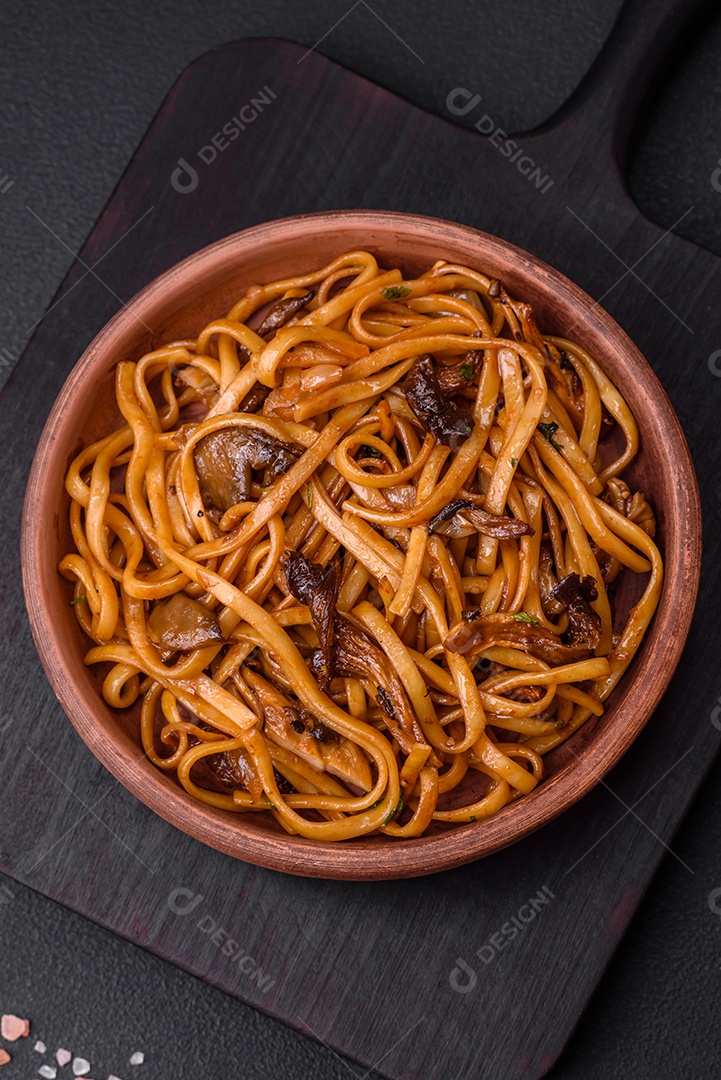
[2,1,720,1076]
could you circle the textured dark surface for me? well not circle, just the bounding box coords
[1,2,721,1079]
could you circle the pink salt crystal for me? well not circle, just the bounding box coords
[56,1049,72,1067]
[0,1049,10,1066]
[0,1013,30,1040]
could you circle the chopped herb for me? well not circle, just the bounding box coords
[459,362,475,381]
[306,482,313,509]
[469,815,477,822]
[360,444,383,458]
[264,794,278,810]
[382,793,404,825]
[512,611,539,626]
[70,594,87,606]
[510,456,518,467]
[381,285,411,300]
[537,421,563,452]
[555,721,565,731]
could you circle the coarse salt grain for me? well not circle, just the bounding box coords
[35,1040,47,1053]
[73,1059,91,1076]
[0,1049,10,1067]
[39,1066,57,1079]
[0,1013,30,1040]
[56,1049,72,1067]
[129,1052,144,1066]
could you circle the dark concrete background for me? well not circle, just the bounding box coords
[2,1,721,1077]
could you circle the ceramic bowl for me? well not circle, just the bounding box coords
[21,210,701,879]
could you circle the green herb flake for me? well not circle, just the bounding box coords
[510,456,518,467]
[382,793,404,826]
[469,815,478,822]
[70,594,87,606]
[360,444,383,458]
[459,362,475,381]
[381,285,411,300]
[537,421,563,452]
[512,611,539,626]
[264,794,278,810]
[555,721,565,731]
[306,482,313,509]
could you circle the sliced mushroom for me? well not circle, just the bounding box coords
[206,745,264,802]
[605,477,656,537]
[404,354,473,451]
[237,381,269,414]
[552,572,602,650]
[435,348,483,396]
[147,592,224,651]
[538,542,565,617]
[285,550,426,753]
[257,291,314,337]
[283,550,338,689]
[428,498,534,539]
[445,610,593,664]
[194,426,302,512]
[244,667,372,791]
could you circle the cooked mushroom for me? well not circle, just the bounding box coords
[605,477,656,537]
[434,347,483,396]
[147,592,224,651]
[445,609,593,664]
[552,572,602,650]
[404,354,473,451]
[237,381,269,414]
[194,426,302,512]
[206,745,264,802]
[428,498,534,539]
[257,290,314,336]
[285,550,426,752]
[243,667,373,791]
[538,542,565,617]
[283,550,338,689]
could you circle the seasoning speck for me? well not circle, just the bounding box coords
[1,1014,29,1041]
[56,1049,72,1067]
[0,1050,10,1066]
[39,1066,57,1079]
[130,1052,145,1066]
[35,1041,47,1054]
[72,1058,91,1076]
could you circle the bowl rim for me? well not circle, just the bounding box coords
[21,208,702,879]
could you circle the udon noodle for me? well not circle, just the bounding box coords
[60,250,662,840]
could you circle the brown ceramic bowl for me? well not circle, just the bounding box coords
[21,210,701,879]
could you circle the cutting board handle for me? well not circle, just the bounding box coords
[535,0,714,164]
